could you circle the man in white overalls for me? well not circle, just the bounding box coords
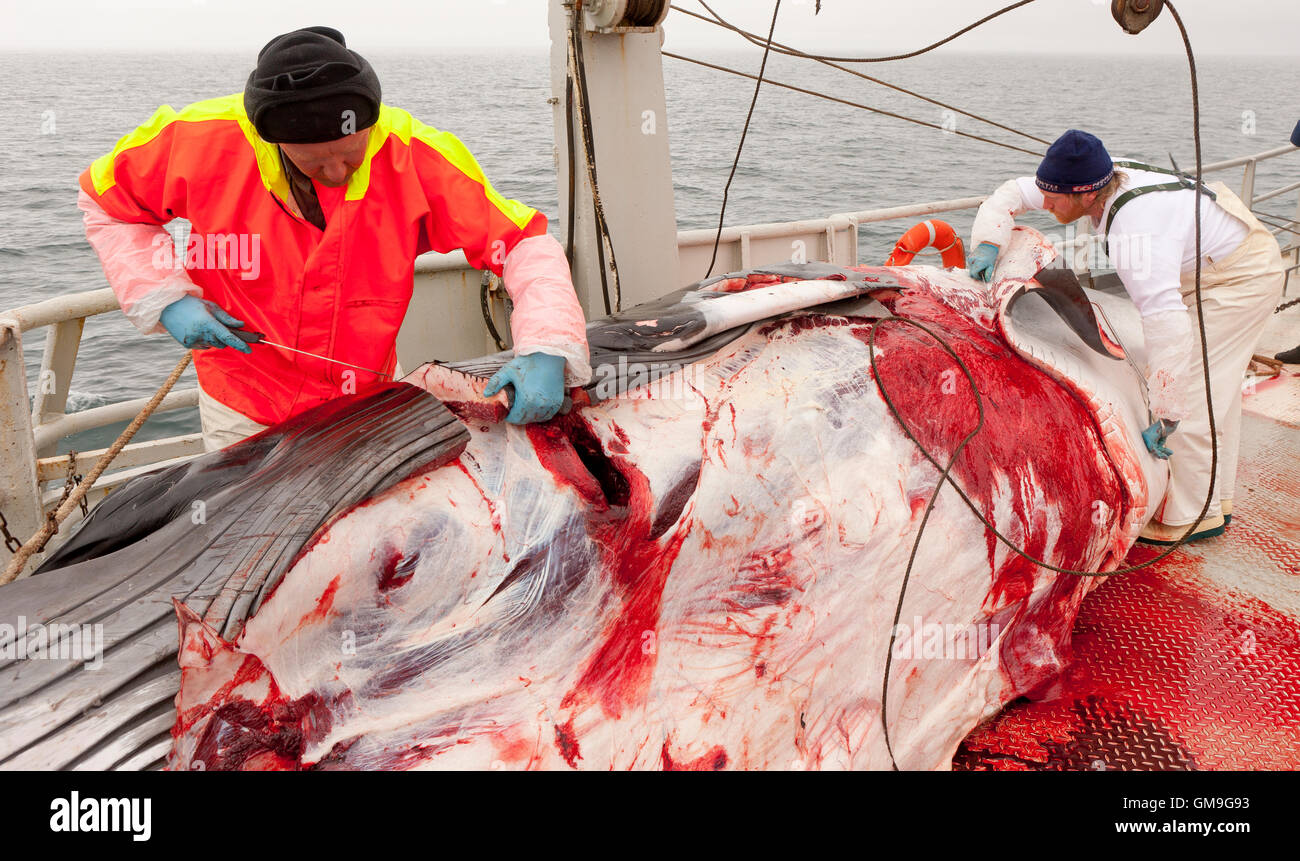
[967,130,1284,544]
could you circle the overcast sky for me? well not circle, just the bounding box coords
[2,0,1299,54]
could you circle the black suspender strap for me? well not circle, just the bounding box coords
[1112,160,1219,194]
[1102,161,1218,238]
[1103,182,1198,235]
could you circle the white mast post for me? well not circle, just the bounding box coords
[547,0,681,314]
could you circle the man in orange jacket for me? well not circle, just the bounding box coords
[80,26,590,450]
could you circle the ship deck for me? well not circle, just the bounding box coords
[956,302,1300,770]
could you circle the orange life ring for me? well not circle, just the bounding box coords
[885,220,966,268]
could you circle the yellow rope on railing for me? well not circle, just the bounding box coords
[0,351,193,585]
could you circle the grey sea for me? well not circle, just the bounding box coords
[1,49,1296,452]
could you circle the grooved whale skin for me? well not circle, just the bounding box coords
[0,384,468,770]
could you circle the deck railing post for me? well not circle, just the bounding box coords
[31,316,85,458]
[0,321,44,578]
[1290,187,1300,293]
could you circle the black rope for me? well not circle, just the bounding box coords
[869,317,983,770]
[565,72,578,267]
[623,0,667,27]
[704,0,781,279]
[674,2,1051,147]
[699,0,1040,65]
[822,0,1220,771]
[1166,0,1220,553]
[569,4,618,313]
[480,272,507,352]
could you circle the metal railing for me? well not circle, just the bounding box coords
[1,143,1296,578]
[0,293,205,571]
[1213,144,1300,281]
[678,146,1300,285]
[676,197,988,281]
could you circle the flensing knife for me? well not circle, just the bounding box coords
[230,329,392,379]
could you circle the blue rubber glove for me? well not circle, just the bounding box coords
[1141,418,1179,459]
[483,352,567,425]
[159,295,251,353]
[968,242,1000,283]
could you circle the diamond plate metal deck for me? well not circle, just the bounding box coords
[955,322,1300,770]
[954,552,1300,770]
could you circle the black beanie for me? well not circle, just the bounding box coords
[244,26,381,144]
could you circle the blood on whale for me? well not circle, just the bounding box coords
[525,414,694,725]
[530,293,1125,746]
[858,290,1128,694]
[169,279,1134,769]
[661,740,728,770]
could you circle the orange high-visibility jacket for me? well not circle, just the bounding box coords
[80,94,549,427]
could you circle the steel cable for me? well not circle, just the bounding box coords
[696,0,1041,65]
[1250,211,1300,239]
[703,0,782,279]
[698,0,1222,769]
[569,1,620,313]
[673,2,1052,147]
[663,52,1047,158]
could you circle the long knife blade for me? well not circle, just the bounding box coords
[230,329,392,378]
[259,339,393,379]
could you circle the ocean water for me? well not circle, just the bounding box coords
[0,48,1296,454]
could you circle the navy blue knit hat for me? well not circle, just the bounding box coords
[1036,130,1114,194]
[1291,119,1300,147]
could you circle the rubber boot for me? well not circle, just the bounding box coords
[1137,512,1227,545]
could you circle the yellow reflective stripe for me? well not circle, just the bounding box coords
[88,94,290,204]
[356,106,538,230]
[89,104,179,195]
[343,111,389,202]
[198,95,292,203]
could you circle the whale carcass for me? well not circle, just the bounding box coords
[0,227,1164,770]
